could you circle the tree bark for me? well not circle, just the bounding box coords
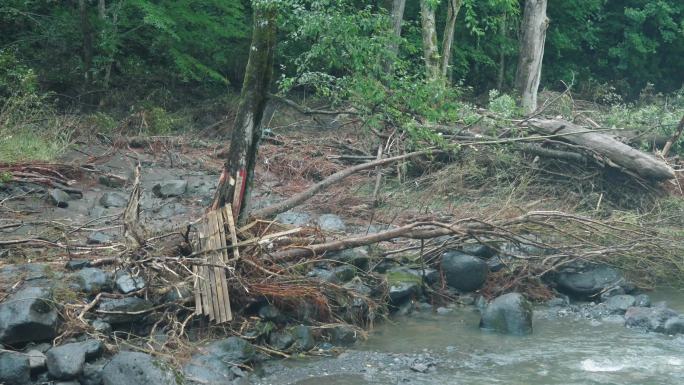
[440,0,462,79]
[529,118,675,181]
[387,0,406,59]
[211,4,277,222]
[420,0,440,81]
[515,0,548,115]
[79,0,94,97]
[497,14,507,90]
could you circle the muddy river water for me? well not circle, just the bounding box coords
[253,289,684,385]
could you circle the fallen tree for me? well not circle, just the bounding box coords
[528,118,676,181]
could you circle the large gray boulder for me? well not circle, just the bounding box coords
[183,337,255,385]
[605,294,636,314]
[480,293,533,335]
[99,192,128,208]
[552,264,626,298]
[441,251,488,292]
[74,268,112,294]
[102,351,177,385]
[624,306,679,333]
[0,286,59,344]
[46,340,103,380]
[0,351,31,384]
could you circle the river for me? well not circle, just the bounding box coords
[252,289,684,385]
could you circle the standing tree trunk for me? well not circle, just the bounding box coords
[211,3,277,222]
[383,0,406,73]
[79,0,94,101]
[440,0,462,80]
[514,0,548,115]
[497,13,507,90]
[420,0,440,81]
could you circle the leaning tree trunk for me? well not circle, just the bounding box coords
[515,0,548,115]
[440,0,462,79]
[420,0,440,82]
[211,3,277,222]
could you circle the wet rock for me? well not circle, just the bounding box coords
[624,306,679,333]
[99,192,127,208]
[461,244,498,259]
[74,268,112,294]
[391,267,439,285]
[388,282,419,305]
[87,232,111,245]
[258,304,282,322]
[441,251,488,292]
[599,286,626,302]
[307,267,335,282]
[551,264,626,299]
[46,340,102,379]
[474,295,488,310]
[634,294,651,307]
[79,362,104,385]
[486,255,510,273]
[605,295,636,314]
[184,337,255,385]
[115,272,145,294]
[292,325,315,351]
[98,297,153,324]
[91,320,112,334]
[436,307,453,315]
[26,349,46,372]
[102,351,176,385]
[546,296,570,307]
[329,247,370,269]
[65,259,90,270]
[48,189,71,208]
[268,330,295,350]
[330,326,357,346]
[664,316,684,335]
[0,351,30,384]
[480,292,533,335]
[0,263,50,283]
[332,265,356,282]
[317,214,346,232]
[152,180,187,198]
[275,211,311,226]
[0,286,59,344]
[99,175,126,188]
[202,337,256,363]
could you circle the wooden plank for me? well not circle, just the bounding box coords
[204,213,219,321]
[215,206,232,322]
[192,265,202,315]
[208,210,227,323]
[224,205,240,261]
[199,221,215,321]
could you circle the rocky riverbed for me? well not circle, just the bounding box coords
[1,141,684,385]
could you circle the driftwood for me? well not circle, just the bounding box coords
[528,118,675,181]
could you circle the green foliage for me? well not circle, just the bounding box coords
[487,89,517,118]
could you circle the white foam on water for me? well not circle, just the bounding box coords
[580,359,625,372]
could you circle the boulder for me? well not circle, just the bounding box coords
[461,244,498,259]
[664,316,684,335]
[99,192,128,208]
[79,362,104,385]
[329,247,370,269]
[74,268,112,294]
[551,264,626,298]
[268,330,295,350]
[87,232,111,245]
[115,273,145,294]
[0,286,59,344]
[386,269,421,305]
[66,259,90,270]
[183,337,255,385]
[152,180,187,198]
[605,294,636,314]
[634,294,651,307]
[48,189,71,208]
[98,297,153,324]
[257,304,282,322]
[46,343,86,379]
[102,351,176,385]
[92,320,112,334]
[330,326,357,346]
[441,251,488,292]
[0,350,30,384]
[292,325,315,351]
[624,306,679,333]
[480,293,533,335]
[317,214,346,232]
[331,265,356,282]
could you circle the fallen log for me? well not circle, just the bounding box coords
[528,118,675,181]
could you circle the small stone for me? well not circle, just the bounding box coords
[91,320,112,334]
[65,259,90,270]
[48,189,71,208]
[258,304,282,321]
[26,349,46,372]
[74,268,112,294]
[605,294,636,314]
[87,232,111,245]
[317,214,347,232]
[152,180,187,198]
[99,192,128,208]
[98,175,126,188]
[0,351,30,384]
[115,273,145,294]
[436,307,453,315]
